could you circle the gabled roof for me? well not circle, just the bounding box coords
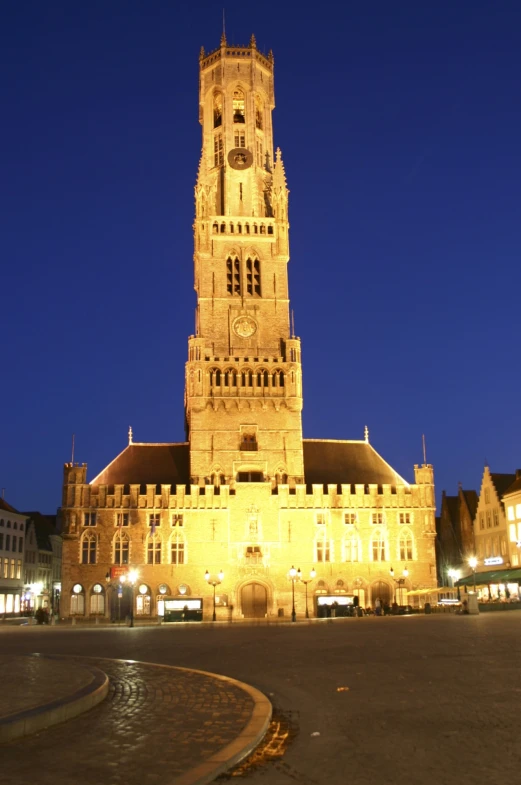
[0,498,24,515]
[23,511,58,551]
[441,494,459,526]
[490,473,517,499]
[503,475,521,497]
[461,489,478,519]
[302,440,409,486]
[90,443,190,487]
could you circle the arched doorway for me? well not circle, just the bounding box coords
[241,582,267,618]
[371,581,392,607]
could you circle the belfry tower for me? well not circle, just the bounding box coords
[185,34,304,486]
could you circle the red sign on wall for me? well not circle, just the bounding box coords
[110,566,128,580]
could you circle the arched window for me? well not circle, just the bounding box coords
[71,584,85,615]
[245,258,261,296]
[399,531,414,561]
[226,256,241,295]
[371,531,387,562]
[170,533,186,565]
[81,532,97,565]
[147,533,162,564]
[344,535,360,563]
[233,89,245,122]
[213,93,222,128]
[315,532,331,563]
[90,584,105,615]
[113,532,130,565]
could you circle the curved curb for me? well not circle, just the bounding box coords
[166,665,272,785]
[80,656,273,785]
[0,655,109,744]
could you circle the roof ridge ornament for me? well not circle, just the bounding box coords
[364,425,369,444]
[128,426,133,446]
[250,33,256,48]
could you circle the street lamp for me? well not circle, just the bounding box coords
[468,557,478,593]
[205,569,224,622]
[300,567,316,619]
[289,566,298,622]
[390,566,409,606]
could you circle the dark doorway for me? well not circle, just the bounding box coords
[110,585,132,622]
[241,582,268,618]
[371,581,392,606]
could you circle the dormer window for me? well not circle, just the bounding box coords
[233,89,245,123]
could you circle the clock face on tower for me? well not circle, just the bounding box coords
[227,148,253,170]
[232,315,257,339]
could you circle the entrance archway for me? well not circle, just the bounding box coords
[241,582,267,618]
[371,581,392,607]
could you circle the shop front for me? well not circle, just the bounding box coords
[456,567,521,606]
[316,594,356,618]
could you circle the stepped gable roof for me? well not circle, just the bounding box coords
[490,473,517,499]
[303,440,409,487]
[90,443,190,487]
[23,511,58,551]
[0,498,24,515]
[503,474,521,497]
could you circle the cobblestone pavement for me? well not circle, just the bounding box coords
[0,658,259,785]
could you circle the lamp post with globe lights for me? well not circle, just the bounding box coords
[205,569,224,622]
[299,567,316,619]
[289,566,298,622]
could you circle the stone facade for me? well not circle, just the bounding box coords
[60,35,437,621]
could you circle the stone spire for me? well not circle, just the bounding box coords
[220,31,227,46]
[249,33,257,48]
[128,426,133,445]
[364,425,369,444]
[273,147,288,189]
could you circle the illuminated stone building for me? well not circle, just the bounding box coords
[60,35,437,620]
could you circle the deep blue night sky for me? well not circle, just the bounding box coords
[2,1,520,513]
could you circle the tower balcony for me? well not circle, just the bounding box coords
[211,217,276,238]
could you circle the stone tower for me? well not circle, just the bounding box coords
[186,35,304,486]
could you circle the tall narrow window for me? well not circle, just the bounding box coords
[214,133,223,166]
[81,533,97,565]
[147,534,162,564]
[233,89,245,122]
[256,140,263,167]
[345,536,359,562]
[399,533,413,561]
[114,533,129,565]
[372,535,386,561]
[226,256,241,295]
[316,539,331,562]
[234,130,245,147]
[171,539,185,564]
[246,258,261,296]
[213,93,222,128]
[255,95,263,129]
